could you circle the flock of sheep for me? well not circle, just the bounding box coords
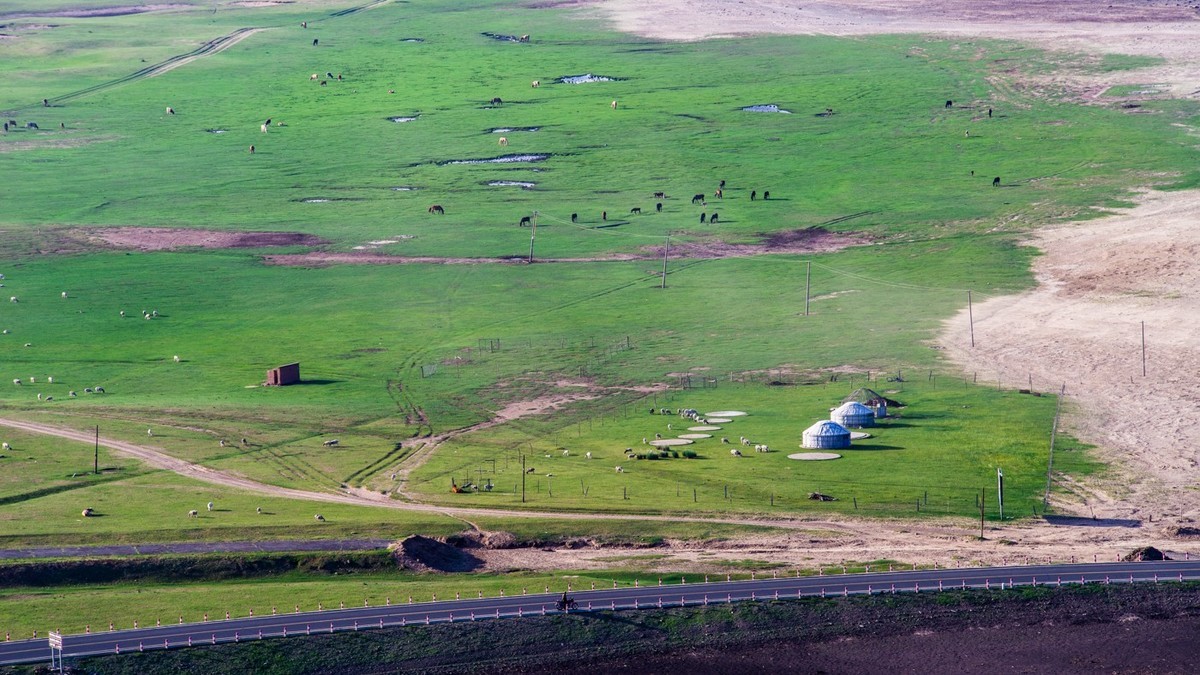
[75,500,327,522]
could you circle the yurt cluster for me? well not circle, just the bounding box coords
[800,388,892,451]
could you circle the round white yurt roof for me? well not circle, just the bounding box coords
[803,420,850,438]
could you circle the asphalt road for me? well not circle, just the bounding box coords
[3,560,1197,667]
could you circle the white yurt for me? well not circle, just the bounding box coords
[832,401,875,428]
[802,420,851,449]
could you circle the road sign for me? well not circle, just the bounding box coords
[48,632,62,649]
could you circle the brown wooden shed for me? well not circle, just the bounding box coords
[266,362,300,386]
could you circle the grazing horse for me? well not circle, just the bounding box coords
[945,100,953,108]
[993,176,1000,187]
[691,194,704,204]
[498,136,508,146]
[710,212,719,224]
[428,204,445,214]
[656,202,662,212]
[715,188,723,199]
[653,191,665,198]
[699,213,706,223]
[313,38,319,46]
[763,191,770,200]
[750,190,757,201]
[490,97,503,106]
[519,215,532,226]
[571,213,578,223]
[630,207,641,215]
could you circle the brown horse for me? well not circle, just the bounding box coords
[428,204,445,214]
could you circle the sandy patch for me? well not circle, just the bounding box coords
[647,227,865,259]
[75,227,328,251]
[940,189,1200,522]
[0,4,189,18]
[581,0,1200,98]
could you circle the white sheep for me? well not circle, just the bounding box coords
[207,501,214,511]
[188,510,198,517]
[260,124,268,133]
[562,449,569,456]
[12,379,20,385]
[1,442,9,450]
[531,80,539,88]
[310,73,319,80]
[46,376,52,384]
[754,444,764,452]
[147,428,153,437]
[29,377,35,384]
[730,448,742,456]
[314,514,325,522]
[61,291,68,298]
[9,297,16,303]
[173,355,180,363]
[2,329,8,334]
[23,343,32,347]
[82,508,94,517]
[585,451,592,459]
[69,391,76,397]
[614,466,623,473]
[256,507,262,514]
[119,310,126,317]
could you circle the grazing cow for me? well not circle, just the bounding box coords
[337,74,342,81]
[630,207,641,215]
[691,194,704,204]
[699,213,706,224]
[519,215,532,226]
[714,189,723,199]
[314,514,325,521]
[256,507,262,514]
[614,466,623,473]
[710,212,719,224]
[519,34,530,42]
[490,97,503,105]
[498,136,508,146]
[993,176,1000,187]
[571,213,578,222]
[763,191,770,200]
[188,510,198,517]
[26,122,38,129]
[166,107,175,115]
[95,387,104,393]
[313,38,319,46]
[719,179,726,188]
[730,448,742,456]
[327,72,334,79]
[428,204,445,214]
[602,211,607,221]
[525,467,536,474]
[721,437,729,443]
[322,439,339,447]
[311,73,319,80]
[249,145,255,154]
[611,100,617,110]
[531,80,539,88]
[964,130,970,137]
[945,100,953,108]
[653,191,665,198]
[750,190,757,201]
[656,202,662,212]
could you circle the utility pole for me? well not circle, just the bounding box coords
[520,453,526,503]
[997,468,1005,520]
[94,426,99,475]
[661,234,670,289]
[527,211,538,263]
[980,487,985,538]
[804,261,811,316]
[968,290,975,347]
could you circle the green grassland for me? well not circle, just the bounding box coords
[1,0,1197,543]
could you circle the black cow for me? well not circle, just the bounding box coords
[993,176,1000,187]
[313,38,319,46]
[691,193,704,204]
[602,211,607,221]
[571,213,578,223]
[630,207,641,215]
[763,191,770,200]
[700,213,706,223]
[656,202,662,212]
[519,215,532,226]
[719,179,725,188]
[750,190,757,201]
[710,212,719,224]
[945,100,953,108]
[490,97,503,106]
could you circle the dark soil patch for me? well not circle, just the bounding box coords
[481,32,528,42]
[393,535,482,573]
[646,227,865,259]
[74,227,329,252]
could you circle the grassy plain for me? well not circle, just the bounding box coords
[0,0,1197,547]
